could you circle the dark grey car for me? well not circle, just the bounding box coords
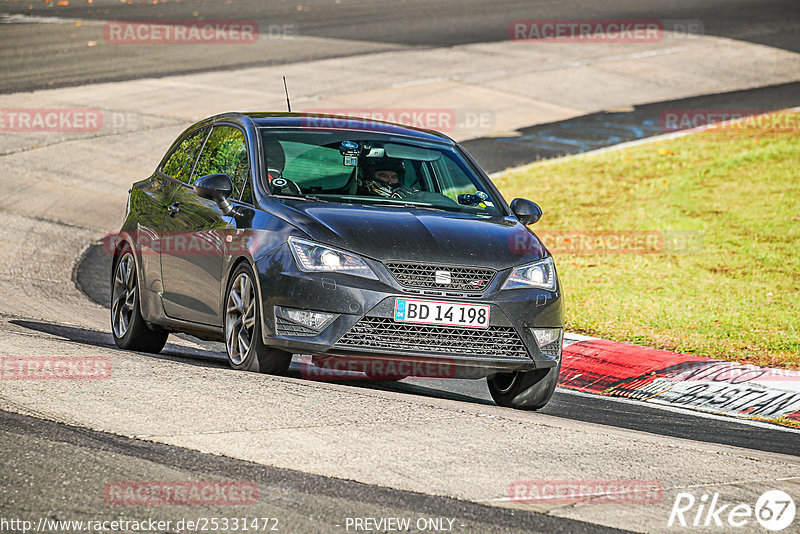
[110,112,564,410]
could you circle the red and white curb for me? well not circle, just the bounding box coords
[560,333,800,427]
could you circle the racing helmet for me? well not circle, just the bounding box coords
[360,157,406,197]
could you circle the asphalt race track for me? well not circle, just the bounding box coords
[1,0,799,93]
[1,1,800,532]
[0,410,624,534]
[464,81,800,173]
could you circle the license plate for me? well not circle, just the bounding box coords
[394,298,490,329]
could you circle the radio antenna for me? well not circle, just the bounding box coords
[283,76,292,112]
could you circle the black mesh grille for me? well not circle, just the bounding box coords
[384,262,496,292]
[275,317,318,337]
[539,340,561,357]
[336,317,529,359]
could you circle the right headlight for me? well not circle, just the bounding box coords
[288,236,377,280]
[501,257,557,291]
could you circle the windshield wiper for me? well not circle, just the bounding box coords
[275,194,328,202]
[373,200,457,213]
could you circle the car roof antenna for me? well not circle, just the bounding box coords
[283,76,292,112]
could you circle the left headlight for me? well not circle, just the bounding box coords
[288,236,377,280]
[501,256,557,291]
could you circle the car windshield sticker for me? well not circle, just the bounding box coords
[340,141,361,166]
[339,140,360,155]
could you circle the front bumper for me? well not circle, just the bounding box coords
[255,243,564,377]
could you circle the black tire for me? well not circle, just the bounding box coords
[224,263,292,375]
[110,246,169,353]
[487,361,561,410]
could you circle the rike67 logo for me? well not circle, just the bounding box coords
[668,490,795,531]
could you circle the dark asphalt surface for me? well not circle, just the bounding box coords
[5,0,800,50]
[2,0,798,173]
[0,409,628,534]
[0,0,798,93]
[464,81,800,173]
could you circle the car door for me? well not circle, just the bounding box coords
[159,124,252,325]
[138,126,209,293]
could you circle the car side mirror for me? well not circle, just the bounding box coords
[510,198,542,225]
[194,173,235,215]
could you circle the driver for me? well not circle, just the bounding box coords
[358,158,417,198]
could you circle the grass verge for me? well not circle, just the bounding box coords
[495,110,799,369]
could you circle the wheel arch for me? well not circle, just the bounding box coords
[110,234,165,327]
[109,237,140,302]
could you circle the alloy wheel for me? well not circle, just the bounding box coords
[111,252,137,338]
[225,272,257,365]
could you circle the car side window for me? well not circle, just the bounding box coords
[161,127,208,183]
[193,125,252,204]
[433,155,478,201]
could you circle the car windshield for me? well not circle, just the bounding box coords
[259,129,503,217]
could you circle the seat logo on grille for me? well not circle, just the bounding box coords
[434,270,452,285]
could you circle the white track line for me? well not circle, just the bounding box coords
[0,13,91,24]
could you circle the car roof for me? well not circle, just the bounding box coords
[208,112,456,145]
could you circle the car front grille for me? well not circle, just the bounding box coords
[336,317,529,359]
[539,334,563,358]
[275,316,318,337]
[384,262,496,292]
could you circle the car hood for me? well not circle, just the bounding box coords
[275,200,547,270]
